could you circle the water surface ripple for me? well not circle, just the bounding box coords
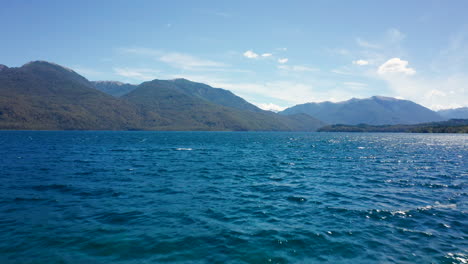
[0,132,466,263]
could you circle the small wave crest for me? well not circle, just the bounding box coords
[445,253,468,264]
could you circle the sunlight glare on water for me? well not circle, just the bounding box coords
[0,131,466,263]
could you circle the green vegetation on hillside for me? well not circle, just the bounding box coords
[318,119,468,133]
[122,79,325,131]
[0,61,325,131]
[91,81,137,97]
[0,61,143,130]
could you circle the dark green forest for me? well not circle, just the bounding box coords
[318,119,468,133]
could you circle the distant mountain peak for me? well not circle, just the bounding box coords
[171,78,190,82]
[23,60,75,73]
[93,80,127,86]
[343,95,400,103]
[312,96,401,105]
[0,60,325,131]
[437,107,468,119]
[343,97,359,103]
[171,78,205,85]
[371,95,400,101]
[0,64,8,71]
[281,95,444,125]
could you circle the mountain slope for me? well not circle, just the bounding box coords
[92,81,137,97]
[0,61,325,131]
[438,107,468,119]
[281,96,444,125]
[318,119,468,133]
[122,79,325,131]
[164,78,262,112]
[0,61,142,130]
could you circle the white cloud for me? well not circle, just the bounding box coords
[426,89,446,98]
[113,67,160,81]
[343,82,367,87]
[159,52,227,70]
[212,11,231,18]
[372,30,468,109]
[432,29,468,73]
[331,68,353,75]
[158,73,324,107]
[386,28,405,43]
[119,47,161,56]
[378,71,468,110]
[243,50,259,59]
[278,58,288,64]
[277,65,318,72]
[254,102,287,112]
[213,81,315,104]
[119,47,227,71]
[352,60,369,66]
[378,58,416,75]
[152,73,375,109]
[207,79,361,107]
[355,29,404,52]
[276,47,287,51]
[195,8,231,18]
[356,38,380,49]
[328,48,350,56]
[432,104,463,111]
[243,51,274,59]
[72,66,103,78]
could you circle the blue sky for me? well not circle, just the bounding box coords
[1,0,468,110]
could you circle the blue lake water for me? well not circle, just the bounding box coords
[0,131,466,263]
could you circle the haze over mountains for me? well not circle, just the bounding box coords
[0,61,324,131]
[89,72,468,125]
[0,61,464,131]
[281,96,445,125]
[437,107,468,119]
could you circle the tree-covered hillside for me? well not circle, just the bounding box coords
[0,61,325,131]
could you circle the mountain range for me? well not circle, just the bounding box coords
[437,107,468,119]
[0,61,324,131]
[92,81,137,97]
[280,96,445,125]
[0,61,142,130]
[0,61,464,131]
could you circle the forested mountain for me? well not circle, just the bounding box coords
[318,119,468,133]
[0,61,142,130]
[0,61,325,131]
[281,96,444,125]
[91,81,137,97]
[121,79,325,131]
